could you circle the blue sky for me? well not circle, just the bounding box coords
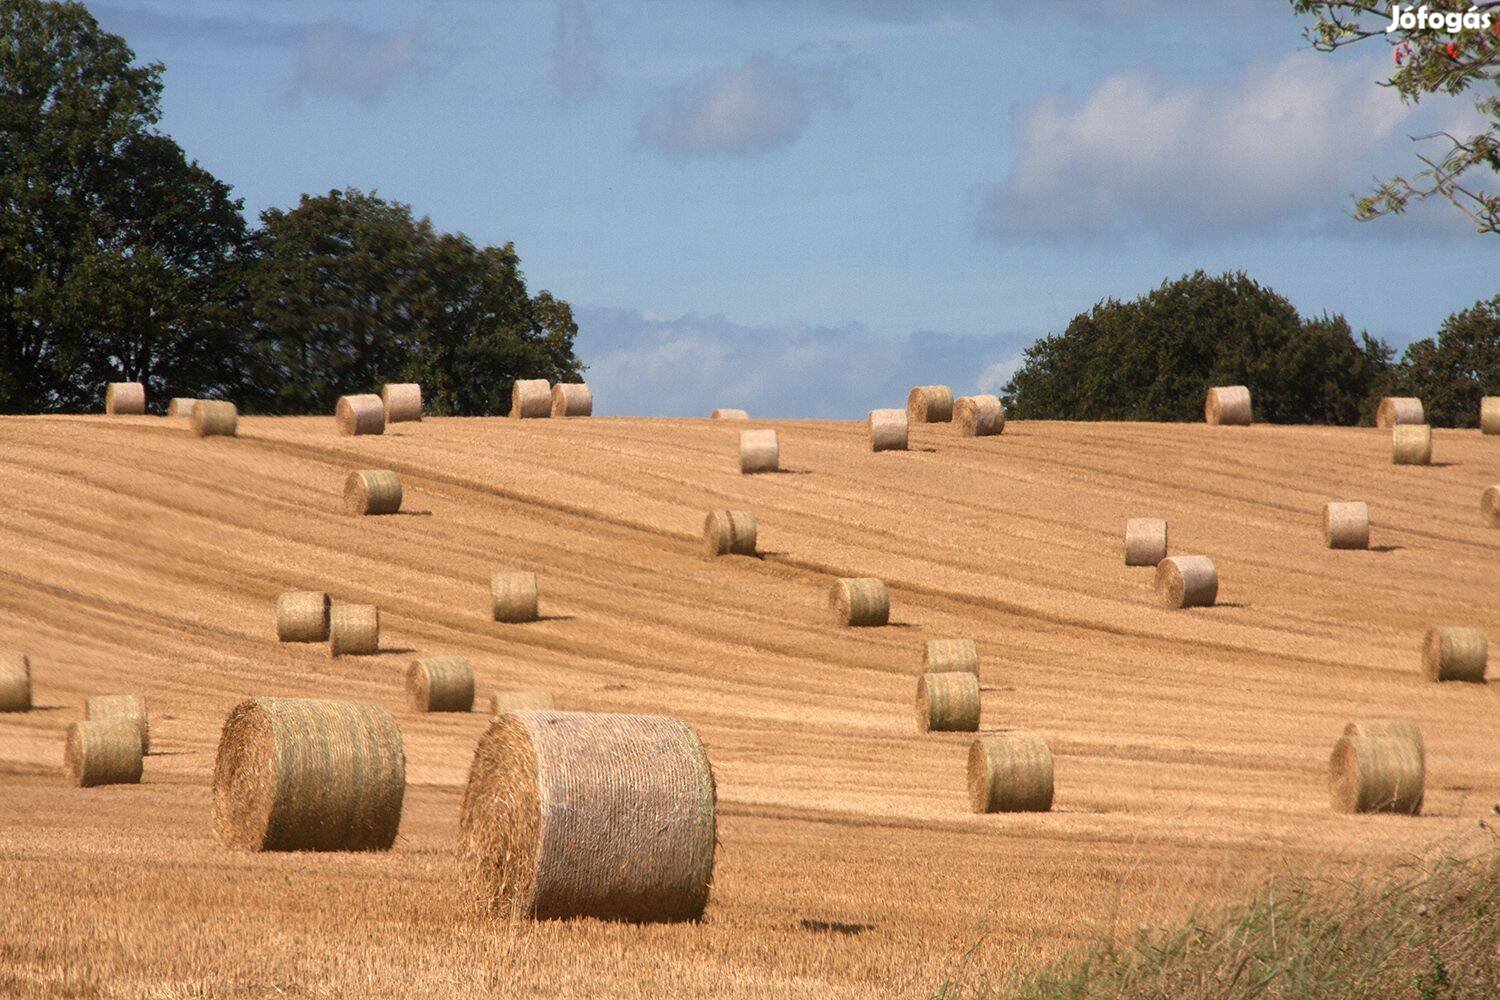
[90,0,1497,417]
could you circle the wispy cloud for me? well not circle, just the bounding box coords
[292,21,428,104]
[550,0,605,102]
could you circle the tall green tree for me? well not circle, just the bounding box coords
[0,0,246,412]
[239,188,584,415]
[1002,272,1391,423]
[1293,1,1499,234]
[1387,295,1500,425]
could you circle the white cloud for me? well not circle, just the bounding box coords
[977,53,1414,242]
[550,0,604,102]
[292,21,426,104]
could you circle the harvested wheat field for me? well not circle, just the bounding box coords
[0,414,1496,998]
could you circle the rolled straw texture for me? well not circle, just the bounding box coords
[907,385,954,424]
[490,690,556,714]
[191,400,238,437]
[381,383,422,423]
[276,591,330,643]
[328,604,379,656]
[711,408,748,420]
[1421,627,1487,682]
[953,395,1003,436]
[0,653,31,712]
[869,408,908,452]
[1123,518,1168,567]
[511,379,551,419]
[703,510,757,558]
[344,470,403,515]
[104,382,146,415]
[1482,486,1500,527]
[407,656,476,713]
[923,639,978,676]
[1203,386,1251,425]
[1482,398,1500,435]
[550,383,592,417]
[1392,424,1432,465]
[65,719,143,787]
[335,394,385,436]
[166,398,202,417]
[212,697,405,851]
[459,710,717,922]
[85,693,149,754]
[1329,734,1423,815]
[1322,501,1370,550]
[967,733,1053,813]
[1376,396,1425,428]
[1154,555,1217,609]
[738,429,779,474]
[830,578,889,627]
[492,572,540,623]
[915,672,980,733]
[1343,718,1424,764]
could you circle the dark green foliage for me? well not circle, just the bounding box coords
[1386,296,1500,428]
[1002,272,1392,424]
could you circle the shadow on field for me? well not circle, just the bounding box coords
[800,919,876,935]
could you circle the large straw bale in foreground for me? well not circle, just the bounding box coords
[550,383,592,417]
[344,470,403,515]
[953,395,1003,436]
[191,400,238,437]
[511,379,551,418]
[105,382,146,415]
[335,394,386,436]
[923,639,978,676]
[1376,396,1425,428]
[276,591,330,642]
[1343,718,1423,759]
[907,385,953,424]
[738,429,779,474]
[65,719,143,787]
[968,733,1053,813]
[869,408,908,452]
[1204,386,1251,425]
[1482,397,1500,435]
[1392,424,1431,465]
[915,671,979,733]
[381,383,422,423]
[1322,501,1370,550]
[1329,733,1423,815]
[703,510,757,557]
[1421,627,1487,682]
[212,697,405,851]
[492,572,540,623]
[1124,518,1167,567]
[460,710,716,922]
[0,653,30,712]
[1154,555,1217,608]
[328,605,379,656]
[830,578,889,626]
[407,656,475,713]
[85,693,149,754]
[490,690,555,714]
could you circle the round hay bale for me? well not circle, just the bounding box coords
[212,697,405,851]
[869,408,909,452]
[191,400,238,437]
[830,578,889,627]
[0,652,31,712]
[1483,485,1500,527]
[1154,555,1217,609]
[335,394,386,436]
[907,385,954,424]
[104,382,146,416]
[492,572,540,623]
[915,671,980,733]
[344,470,403,515]
[1203,386,1251,426]
[490,689,556,714]
[967,733,1053,813]
[166,397,202,417]
[381,383,422,423]
[459,710,717,922]
[1322,501,1370,550]
[1392,424,1432,465]
[328,604,379,657]
[1481,397,1500,435]
[923,639,978,676]
[511,379,551,419]
[406,656,475,713]
[703,510,757,558]
[953,395,1004,436]
[1343,718,1423,762]
[1376,396,1425,429]
[1329,734,1423,815]
[65,719,143,787]
[1124,518,1168,567]
[276,591,330,643]
[1421,627,1487,682]
[85,694,149,754]
[711,408,748,420]
[739,429,779,474]
[550,383,592,417]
